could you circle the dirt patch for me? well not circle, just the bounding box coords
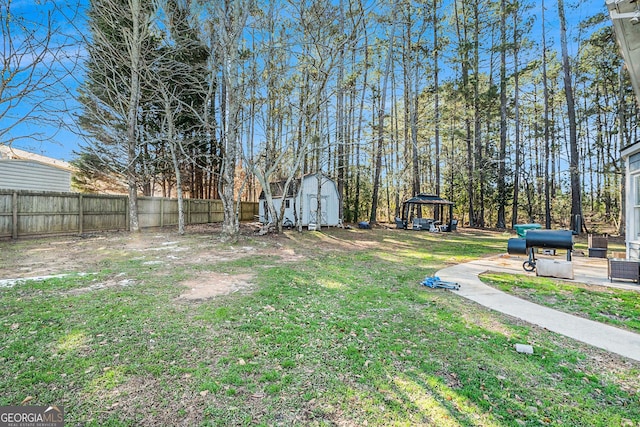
[65,276,137,296]
[95,375,207,426]
[0,224,283,280]
[177,272,254,300]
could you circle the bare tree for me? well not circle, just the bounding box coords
[79,0,157,232]
[151,0,210,235]
[542,0,552,229]
[0,0,82,146]
[370,4,397,225]
[558,0,581,233]
[205,0,251,240]
[496,0,508,229]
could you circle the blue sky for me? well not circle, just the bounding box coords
[1,0,611,162]
[1,0,87,161]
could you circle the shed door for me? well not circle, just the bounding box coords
[308,195,328,225]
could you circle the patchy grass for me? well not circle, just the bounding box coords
[480,272,640,334]
[1,228,639,426]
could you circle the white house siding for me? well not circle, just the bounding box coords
[621,143,640,260]
[0,160,72,192]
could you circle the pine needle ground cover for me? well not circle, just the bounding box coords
[1,227,638,426]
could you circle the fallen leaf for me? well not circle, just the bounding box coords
[200,390,209,397]
[21,396,33,404]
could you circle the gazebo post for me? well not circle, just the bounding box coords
[449,204,453,230]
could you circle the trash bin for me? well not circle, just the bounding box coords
[513,223,542,238]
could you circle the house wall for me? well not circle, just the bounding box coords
[0,160,71,192]
[622,143,640,260]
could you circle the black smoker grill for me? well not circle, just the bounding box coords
[507,230,574,272]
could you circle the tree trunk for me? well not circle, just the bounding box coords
[163,94,185,235]
[336,0,346,224]
[433,0,441,197]
[370,24,394,224]
[472,0,484,228]
[126,0,146,233]
[496,0,507,229]
[558,0,581,233]
[217,0,250,240]
[542,0,551,229]
[511,2,521,228]
[454,0,474,227]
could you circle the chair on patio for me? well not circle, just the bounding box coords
[608,258,640,283]
[588,234,608,258]
[395,217,406,229]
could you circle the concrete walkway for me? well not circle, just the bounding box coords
[436,254,640,362]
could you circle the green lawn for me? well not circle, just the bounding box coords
[1,228,639,426]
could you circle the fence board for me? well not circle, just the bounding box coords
[0,193,12,237]
[0,190,258,239]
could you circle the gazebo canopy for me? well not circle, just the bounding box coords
[402,194,454,206]
[400,194,455,231]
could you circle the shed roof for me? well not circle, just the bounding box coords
[258,174,337,199]
[259,178,299,199]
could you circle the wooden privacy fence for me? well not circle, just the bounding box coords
[0,190,259,239]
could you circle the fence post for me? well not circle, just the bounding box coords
[78,194,84,235]
[125,196,130,231]
[160,198,164,228]
[11,191,18,240]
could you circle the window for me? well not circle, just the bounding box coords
[635,175,640,238]
[631,152,640,172]
[285,199,290,209]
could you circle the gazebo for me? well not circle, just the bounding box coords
[398,194,455,231]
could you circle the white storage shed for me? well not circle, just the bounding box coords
[259,174,341,227]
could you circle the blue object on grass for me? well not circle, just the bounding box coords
[421,276,460,290]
